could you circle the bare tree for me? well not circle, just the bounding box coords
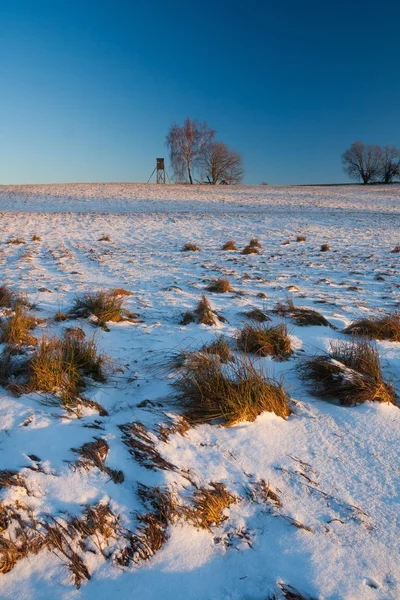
[379,146,400,183]
[165,118,215,184]
[201,142,244,185]
[342,141,383,184]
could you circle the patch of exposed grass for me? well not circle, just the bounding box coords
[296,235,306,242]
[241,244,259,255]
[182,243,201,252]
[98,234,110,241]
[31,235,41,242]
[6,239,25,245]
[320,243,330,252]
[301,338,395,406]
[72,438,124,483]
[173,353,290,425]
[70,291,137,329]
[187,483,236,529]
[201,335,232,363]
[237,322,292,359]
[275,298,335,328]
[18,334,106,405]
[249,238,262,248]
[54,311,68,322]
[181,294,221,326]
[120,421,176,471]
[242,307,270,322]
[343,313,400,341]
[391,245,400,253]
[0,285,15,308]
[111,288,133,296]
[221,240,237,251]
[0,305,37,346]
[206,278,232,293]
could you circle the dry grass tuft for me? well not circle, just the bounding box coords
[181,294,220,326]
[116,484,178,566]
[391,245,400,253]
[242,307,270,322]
[0,470,24,491]
[206,278,232,293]
[296,235,306,242]
[343,313,400,341]
[221,240,237,251]
[186,483,236,529]
[0,305,38,346]
[98,234,110,241]
[0,285,15,308]
[6,239,25,245]
[120,422,176,471]
[31,235,41,242]
[20,334,106,405]
[173,353,290,425]
[201,335,233,363]
[320,243,330,252]
[54,311,68,322]
[249,238,262,248]
[275,298,335,328]
[71,291,137,329]
[157,416,190,442]
[72,438,124,483]
[111,288,133,296]
[246,479,282,508]
[237,322,292,359]
[242,244,259,255]
[182,243,201,252]
[301,338,395,406]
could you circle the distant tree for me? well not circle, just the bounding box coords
[379,145,400,183]
[342,141,383,184]
[166,118,215,184]
[201,141,244,185]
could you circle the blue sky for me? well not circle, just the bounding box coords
[1,0,399,185]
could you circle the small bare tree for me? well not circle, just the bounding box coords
[342,141,383,184]
[201,142,244,185]
[166,118,215,184]
[379,146,400,183]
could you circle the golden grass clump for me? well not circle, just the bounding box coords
[181,294,219,326]
[31,235,41,242]
[182,243,201,252]
[6,239,25,245]
[391,245,400,253]
[72,438,124,483]
[201,335,232,363]
[111,288,133,296]
[343,313,400,342]
[173,353,290,425]
[275,298,334,328]
[301,338,395,406]
[206,278,232,293]
[320,243,330,252]
[296,235,306,242]
[242,307,270,322]
[249,238,262,248]
[0,305,37,346]
[242,244,260,255]
[187,483,236,529]
[71,290,136,329]
[98,234,110,241]
[237,322,292,359]
[221,240,237,251]
[0,285,15,308]
[25,334,106,405]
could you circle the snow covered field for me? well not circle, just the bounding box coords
[0,184,399,600]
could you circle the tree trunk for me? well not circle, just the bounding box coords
[187,163,193,184]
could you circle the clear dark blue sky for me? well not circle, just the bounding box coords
[1,0,399,185]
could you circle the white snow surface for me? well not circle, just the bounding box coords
[0,183,399,599]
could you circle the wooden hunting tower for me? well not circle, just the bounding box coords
[156,158,166,184]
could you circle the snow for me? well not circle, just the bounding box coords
[0,183,399,599]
